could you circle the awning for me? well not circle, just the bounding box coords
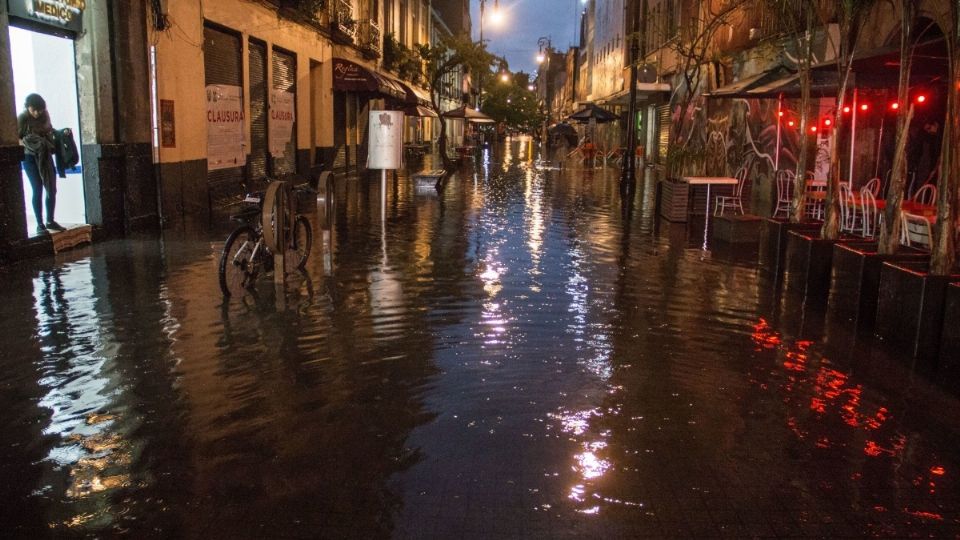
[706,65,793,98]
[332,58,406,100]
[603,82,671,106]
[396,81,432,107]
[402,104,438,118]
[708,38,947,99]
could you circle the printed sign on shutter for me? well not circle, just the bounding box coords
[206,84,246,171]
[269,90,295,158]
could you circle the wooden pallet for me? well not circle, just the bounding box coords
[51,224,92,254]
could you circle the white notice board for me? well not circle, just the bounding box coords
[206,85,246,170]
[367,110,404,170]
[269,90,296,158]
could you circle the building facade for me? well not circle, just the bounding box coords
[0,0,459,261]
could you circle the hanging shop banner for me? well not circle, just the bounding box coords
[206,84,246,170]
[269,90,295,158]
[367,110,404,170]
[7,0,84,34]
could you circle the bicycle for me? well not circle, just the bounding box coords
[218,184,313,297]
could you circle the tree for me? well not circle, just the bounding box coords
[478,72,545,132]
[416,34,498,172]
[878,0,917,254]
[762,0,820,223]
[930,1,960,274]
[821,0,875,240]
[662,0,753,179]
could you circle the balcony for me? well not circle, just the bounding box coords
[332,0,356,42]
[360,20,381,58]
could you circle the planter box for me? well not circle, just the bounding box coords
[827,242,929,333]
[938,282,960,393]
[758,218,822,277]
[783,231,859,307]
[712,214,762,243]
[658,178,689,222]
[875,260,960,365]
[658,178,734,222]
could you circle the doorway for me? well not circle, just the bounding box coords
[9,25,85,233]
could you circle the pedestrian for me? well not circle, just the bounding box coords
[18,93,63,234]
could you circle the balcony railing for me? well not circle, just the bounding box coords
[332,0,356,40]
[361,20,381,55]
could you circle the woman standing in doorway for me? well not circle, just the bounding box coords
[18,93,63,234]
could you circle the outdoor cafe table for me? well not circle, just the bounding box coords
[682,176,740,252]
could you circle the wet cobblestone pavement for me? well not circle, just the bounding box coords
[2,142,960,538]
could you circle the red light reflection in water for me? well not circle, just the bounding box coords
[750,317,958,524]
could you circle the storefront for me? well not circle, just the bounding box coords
[0,0,156,261]
[149,0,333,225]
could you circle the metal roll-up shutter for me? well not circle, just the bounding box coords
[333,91,347,170]
[248,39,268,189]
[272,48,297,177]
[204,24,244,207]
[657,103,671,165]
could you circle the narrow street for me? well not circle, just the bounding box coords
[1,142,959,538]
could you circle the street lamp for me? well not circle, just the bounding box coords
[478,0,502,109]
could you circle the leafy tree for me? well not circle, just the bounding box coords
[416,34,498,171]
[478,72,544,132]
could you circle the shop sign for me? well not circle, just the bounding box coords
[206,85,246,170]
[7,0,85,34]
[269,89,295,158]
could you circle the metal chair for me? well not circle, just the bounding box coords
[912,184,937,205]
[859,187,880,238]
[900,211,933,249]
[714,167,748,216]
[863,177,882,197]
[774,170,793,218]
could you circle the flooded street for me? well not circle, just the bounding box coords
[2,141,959,538]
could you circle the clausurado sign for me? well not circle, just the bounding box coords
[206,85,246,171]
[8,0,85,34]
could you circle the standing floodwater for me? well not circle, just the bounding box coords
[1,140,959,537]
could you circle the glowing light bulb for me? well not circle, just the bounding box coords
[810,126,818,133]
[890,102,899,110]
[788,120,795,127]
[843,106,851,114]
[916,95,927,104]
[860,103,869,111]
[824,118,832,126]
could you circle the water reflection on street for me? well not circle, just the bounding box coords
[1,138,959,537]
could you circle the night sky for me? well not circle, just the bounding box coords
[470,0,584,77]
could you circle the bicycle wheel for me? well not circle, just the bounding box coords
[285,215,313,270]
[219,225,261,297]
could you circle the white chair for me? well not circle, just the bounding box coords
[863,177,882,197]
[859,187,880,238]
[912,184,936,205]
[900,211,933,249]
[774,170,793,218]
[839,183,862,232]
[714,167,748,216]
